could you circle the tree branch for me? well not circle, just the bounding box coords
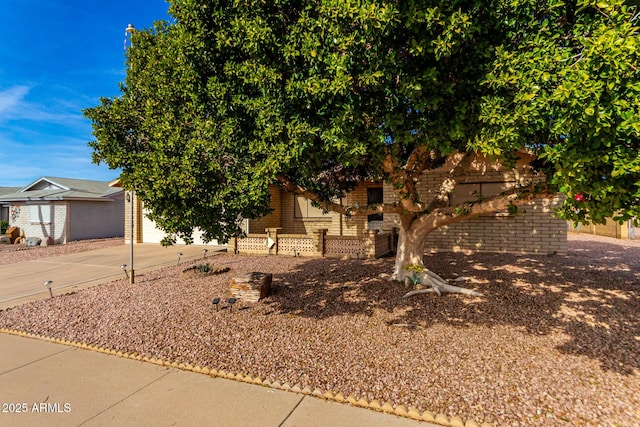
[415,184,557,230]
[276,174,403,215]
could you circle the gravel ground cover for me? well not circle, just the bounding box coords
[0,237,122,265]
[0,234,638,426]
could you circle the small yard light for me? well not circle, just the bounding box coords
[120,264,129,279]
[202,248,208,259]
[177,252,183,265]
[212,297,220,311]
[228,297,237,312]
[43,280,53,298]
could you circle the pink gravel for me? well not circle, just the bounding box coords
[0,234,638,426]
[0,238,122,265]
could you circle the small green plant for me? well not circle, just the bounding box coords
[0,220,8,234]
[403,264,424,286]
[196,263,212,273]
[184,263,230,275]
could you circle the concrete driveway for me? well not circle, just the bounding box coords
[0,244,226,310]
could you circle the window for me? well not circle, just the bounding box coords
[29,204,51,224]
[449,182,516,214]
[294,196,329,219]
[367,187,383,223]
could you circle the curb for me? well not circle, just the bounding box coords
[0,327,493,427]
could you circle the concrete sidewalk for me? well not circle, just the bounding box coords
[0,244,226,310]
[0,333,431,427]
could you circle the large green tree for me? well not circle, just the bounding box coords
[85,0,640,295]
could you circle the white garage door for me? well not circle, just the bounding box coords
[141,209,219,245]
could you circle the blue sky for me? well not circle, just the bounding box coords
[0,0,171,187]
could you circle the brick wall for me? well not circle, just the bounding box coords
[382,165,567,255]
[10,201,68,244]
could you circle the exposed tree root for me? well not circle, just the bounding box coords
[402,269,483,298]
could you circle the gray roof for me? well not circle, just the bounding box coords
[0,187,22,197]
[0,177,123,202]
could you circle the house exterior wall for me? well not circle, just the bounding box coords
[568,218,637,240]
[248,186,283,233]
[68,197,124,241]
[8,201,68,244]
[252,183,380,237]
[381,165,567,255]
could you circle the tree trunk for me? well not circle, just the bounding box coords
[392,215,429,282]
[392,214,483,297]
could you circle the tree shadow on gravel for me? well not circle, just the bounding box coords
[264,238,640,375]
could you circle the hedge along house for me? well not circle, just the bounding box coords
[239,152,567,258]
[0,177,124,245]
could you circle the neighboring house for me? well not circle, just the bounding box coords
[568,219,638,240]
[0,177,124,244]
[0,187,21,224]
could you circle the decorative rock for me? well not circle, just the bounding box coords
[356,398,369,408]
[333,392,345,402]
[394,405,408,417]
[312,389,323,397]
[435,413,450,426]
[235,373,244,380]
[291,384,302,393]
[261,379,271,387]
[346,395,357,405]
[271,380,282,389]
[407,408,422,420]
[252,377,263,385]
[322,391,334,400]
[450,416,465,427]
[216,369,227,378]
[201,367,210,375]
[225,372,236,379]
[368,400,382,410]
[465,420,479,427]
[25,236,42,247]
[480,423,494,427]
[193,366,202,373]
[381,402,395,414]
[281,382,291,391]
[243,375,253,383]
[301,386,313,394]
[229,272,273,302]
[422,411,436,422]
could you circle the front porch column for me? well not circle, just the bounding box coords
[265,228,282,255]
